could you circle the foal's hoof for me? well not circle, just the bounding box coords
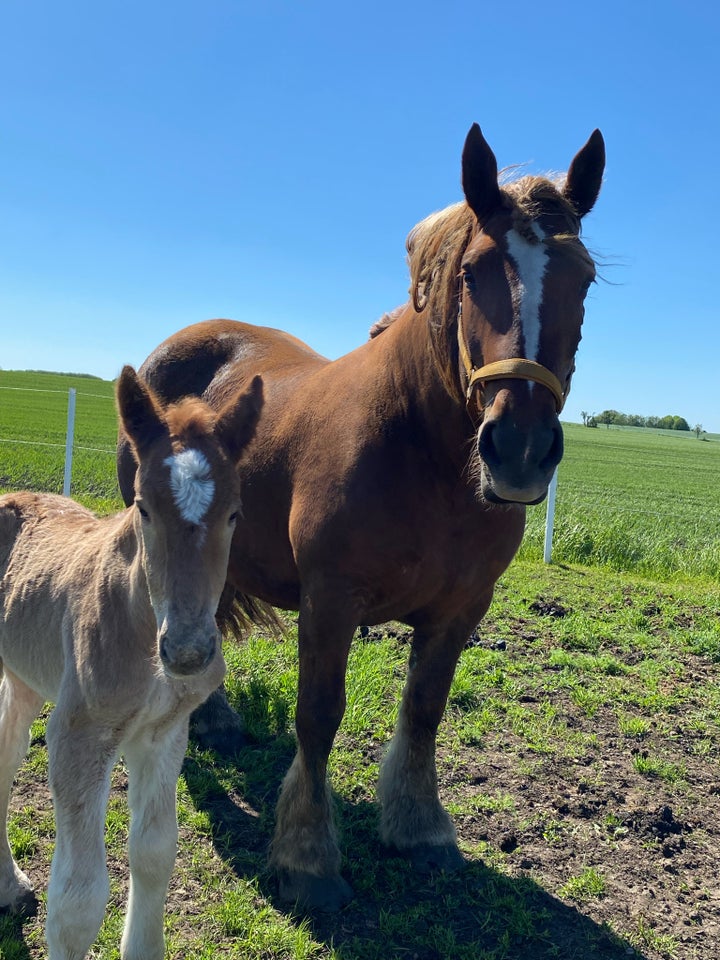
[277,869,354,913]
[0,887,39,918]
[189,686,247,757]
[387,842,467,874]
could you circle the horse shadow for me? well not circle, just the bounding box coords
[183,709,646,960]
[0,912,34,960]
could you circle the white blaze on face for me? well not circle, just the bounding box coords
[164,448,215,524]
[505,222,548,364]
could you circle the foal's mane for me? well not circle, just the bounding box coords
[406,175,586,325]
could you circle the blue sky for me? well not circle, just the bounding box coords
[2,1,718,431]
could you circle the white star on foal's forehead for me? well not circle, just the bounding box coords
[164,448,215,524]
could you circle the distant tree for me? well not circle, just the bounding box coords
[694,423,704,438]
[673,416,690,431]
[581,410,589,426]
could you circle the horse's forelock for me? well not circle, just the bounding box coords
[164,398,217,445]
[406,175,587,321]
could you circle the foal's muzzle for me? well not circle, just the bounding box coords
[158,625,219,677]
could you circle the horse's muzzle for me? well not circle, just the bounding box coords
[477,412,563,505]
[158,626,219,678]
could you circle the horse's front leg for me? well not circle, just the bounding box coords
[120,722,188,960]
[269,591,355,912]
[0,669,44,914]
[378,614,485,872]
[45,714,116,960]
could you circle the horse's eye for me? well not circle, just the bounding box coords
[462,268,475,289]
[229,511,239,526]
[136,502,150,521]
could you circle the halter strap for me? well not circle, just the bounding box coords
[457,299,566,413]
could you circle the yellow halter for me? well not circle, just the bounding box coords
[456,298,566,414]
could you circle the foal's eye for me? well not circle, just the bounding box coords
[135,501,150,521]
[228,511,239,526]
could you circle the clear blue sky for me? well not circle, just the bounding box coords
[2,1,718,431]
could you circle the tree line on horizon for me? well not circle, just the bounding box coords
[581,409,696,432]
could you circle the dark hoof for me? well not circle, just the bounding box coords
[189,685,247,757]
[0,888,39,918]
[386,842,467,874]
[277,869,354,913]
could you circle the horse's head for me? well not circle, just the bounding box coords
[461,124,604,503]
[409,124,604,505]
[116,366,262,678]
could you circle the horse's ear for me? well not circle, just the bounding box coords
[116,365,168,462]
[215,375,264,464]
[563,129,605,219]
[462,123,502,223]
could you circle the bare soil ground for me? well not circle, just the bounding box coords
[4,569,720,959]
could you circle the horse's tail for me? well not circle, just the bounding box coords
[216,583,284,642]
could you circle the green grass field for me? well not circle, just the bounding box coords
[2,370,719,580]
[1,370,719,960]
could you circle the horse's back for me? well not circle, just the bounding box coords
[118,318,329,506]
[1,491,81,564]
[138,318,328,404]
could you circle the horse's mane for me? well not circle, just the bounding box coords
[406,174,585,325]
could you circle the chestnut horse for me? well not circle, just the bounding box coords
[117,124,605,911]
[0,366,262,959]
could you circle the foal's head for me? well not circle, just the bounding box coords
[116,366,262,678]
[409,124,605,504]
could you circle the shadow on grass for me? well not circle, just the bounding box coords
[0,911,35,960]
[183,745,646,960]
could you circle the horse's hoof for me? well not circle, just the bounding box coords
[0,887,38,918]
[386,842,467,874]
[189,687,247,757]
[277,869,354,913]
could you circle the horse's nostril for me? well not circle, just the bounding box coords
[540,423,564,471]
[477,421,499,467]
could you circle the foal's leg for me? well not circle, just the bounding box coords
[45,714,116,960]
[0,669,44,913]
[378,615,483,871]
[119,722,188,960]
[269,592,355,912]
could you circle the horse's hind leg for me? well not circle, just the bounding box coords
[268,593,355,912]
[378,617,480,872]
[0,668,44,914]
[119,722,188,960]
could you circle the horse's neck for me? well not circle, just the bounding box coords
[98,509,155,628]
[369,306,467,444]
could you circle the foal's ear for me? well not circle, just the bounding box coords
[563,129,605,219]
[215,375,264,464]
[116,365,168,462]
[462,123,503,224]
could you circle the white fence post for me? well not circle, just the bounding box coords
[543,468,558,563]
[63,388,76,496]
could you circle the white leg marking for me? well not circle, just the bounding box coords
[505,223,548,364]
[164,448,215,524]
[377,703,456,849]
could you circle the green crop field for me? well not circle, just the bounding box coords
[2,370,719,580]
[1,369,719,960]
